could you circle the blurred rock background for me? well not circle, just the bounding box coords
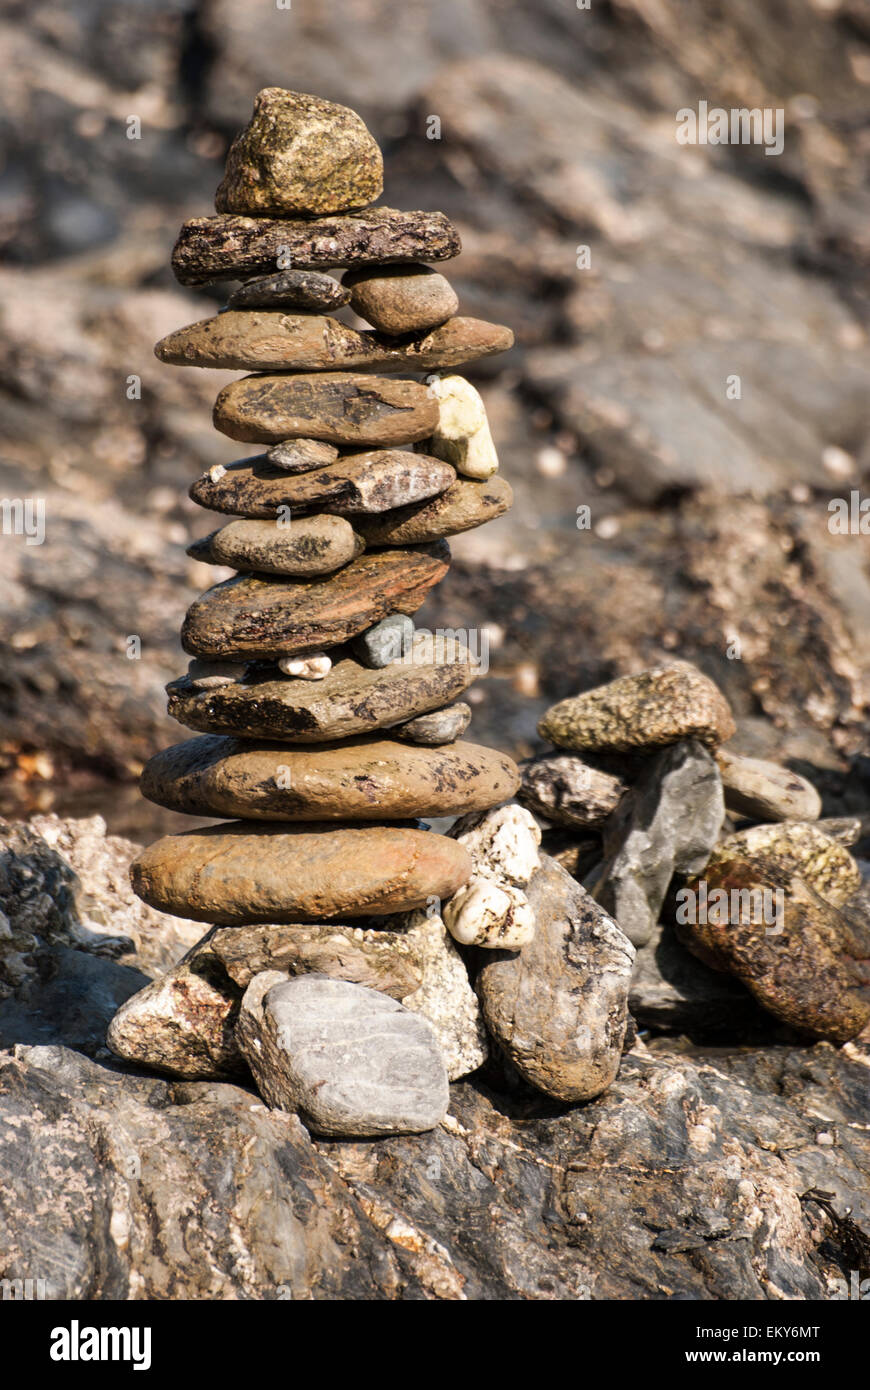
[2,0,870,839]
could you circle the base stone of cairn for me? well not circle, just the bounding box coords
[108,89,525,1134]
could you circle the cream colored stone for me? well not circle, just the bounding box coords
[442,876,535,948]
[278,652,332,681]
[425,375,499,479]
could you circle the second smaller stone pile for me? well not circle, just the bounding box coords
[522,660,870,1043]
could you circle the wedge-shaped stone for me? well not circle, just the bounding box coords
[189,515,363,576]
[130,822,473,924]
[156,312,513,374]
[166,641,479,742]
[213,372,440,447]
[189,451,454,518]
[228,269,350,312]
[172,208,461,286]
[141,733,519,821]
[181,542,449,660]
[355,474,513,545]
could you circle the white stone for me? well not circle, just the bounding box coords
[442,876,536,949]
[425,375,499,479]
[278,651,333,680]
[451,804,542,887]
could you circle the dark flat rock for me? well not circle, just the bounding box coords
[228,270,350,311]
[213,372,440,447]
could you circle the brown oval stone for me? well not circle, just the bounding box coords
[213,372,440,447]
[131,822,473,924]
[181,542,450,660]
[189,451,455,518]
[141,734,519,821]
[355,474,513,545]
[194,516,363,576]
[344,264,459,334]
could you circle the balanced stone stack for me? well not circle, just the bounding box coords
[107,89,523,1137]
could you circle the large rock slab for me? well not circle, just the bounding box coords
[141,733,519,821]
[477,855,635,1102]
[156,312,512,373]
[131,822,473,924]
[716,748,822,823]
[539,661,736,754]
[189,451,454,518]
[236,973,450,1137]
[214,372,440,447]
[181,542,449,660]
[215,87,383,217]
[592,740,724,948]
[172,208,461,286]
[166,640,479,743]
[192,515,363,576]
[355,474,513,545]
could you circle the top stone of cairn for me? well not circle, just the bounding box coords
[215,88,384,218]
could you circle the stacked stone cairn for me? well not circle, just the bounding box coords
[523,660,870,1043]
[108,89,546,1138]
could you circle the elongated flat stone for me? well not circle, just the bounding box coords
[131,822,473,924]
[156,312,513,374]
[141,733,519,821]
[172,208,461,287]
[188,516,363,576]
[181,542,450,660]
[213,372,439,447]
[215,88,383,217]
[228,270,350,311]
[355,474,513,545]
[166,640,479,742]
[189,452,455,518]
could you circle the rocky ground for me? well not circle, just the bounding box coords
[2,0,870,1299]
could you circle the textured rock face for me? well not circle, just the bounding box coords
[156,311,512,374]
[181,543,450,660]
[236,973,450,1137]
[141,734,519,822]
[708,822,862,907]
[215,88,384,217]
[131,821,473,924]
[477,855,635,1101]
[172,208,461,285]
[539,661,736,753]
[716,748,822,823]
[680,857,870,1043]
[166,646,479,743]
[228,269,351,312]
[518,753,627,829]
[190,451,455,518]
[344,264,459,334]
[593,740,725,948]
[396,702,472,745]
[213,372,441,446]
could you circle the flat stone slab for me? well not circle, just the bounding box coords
[189,515,363,576]
[181,542,449,660]
[189,451,455,518]
[213,372,440,447]
[228,269,350,312]
[215,88,383,218]
[156,312,512,373]
[131,822,473,924]
[166,641,479,742]
[716,748,822,823]
[355,474,513,545]
[172,208,461,286]
[236,973,450,1136]
[539,660,736,754]
[141,733,519,821]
